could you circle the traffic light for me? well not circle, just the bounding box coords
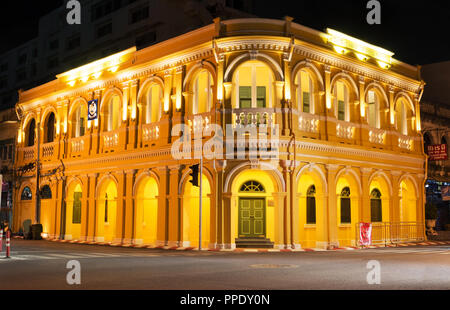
[189,164,199,187]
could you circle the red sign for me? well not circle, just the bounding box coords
[427,144,448,161]
[359,223,372,246]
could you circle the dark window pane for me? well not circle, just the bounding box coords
[341,197,351,223]
[307,197,316,224]
[72,192,82,224]
[338,100,345,121]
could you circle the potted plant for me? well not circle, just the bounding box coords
[425,202,438,235]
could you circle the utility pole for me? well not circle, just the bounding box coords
[199,156,203,251]
[35,122,40,224]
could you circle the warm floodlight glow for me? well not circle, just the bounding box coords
[327,28,394,66]
[57,46,136,85]
[68,81,76,87]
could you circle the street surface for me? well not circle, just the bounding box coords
[1,239,449,290]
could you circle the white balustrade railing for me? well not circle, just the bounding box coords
[233,108,274,128]
[102,131,119,149]
[298,112,319,133]
[336,121,355,139]
[71,137,85,153]
[369,128,386,145]
[142,123,160,142]
[186,113,211,136]
[41,142,56,158]
[398,136,413,150]
[23,146,35,160]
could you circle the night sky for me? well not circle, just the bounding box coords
[0,0,448,65]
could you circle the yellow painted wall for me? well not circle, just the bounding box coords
[135,177,159,245]
[65,183,82,240]
[183,174,211,248]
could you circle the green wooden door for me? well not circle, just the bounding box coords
[238,198,266,238]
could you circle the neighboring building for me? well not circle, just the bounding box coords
[14,17,426,250]
[421,61,450,230]
[0,0,255,109]
[0,108,19,227]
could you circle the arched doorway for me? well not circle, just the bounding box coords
[229,169,280,248]
[40,184,53,237]
[96,179,118,243]
[297,166,327,248]
[182,173,211,248]
[134,176,159,245]
[399,178,417,223]
[336,171,361,247]
[65,181,83,241]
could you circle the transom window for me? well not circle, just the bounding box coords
[21,186,32,200]
[239,181,265,193]
[40,185,52,199]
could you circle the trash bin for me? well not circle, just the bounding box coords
[31,224,43,240]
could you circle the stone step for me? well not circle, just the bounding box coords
[235,238,274,249]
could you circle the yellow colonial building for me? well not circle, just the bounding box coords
[14,17,426,250]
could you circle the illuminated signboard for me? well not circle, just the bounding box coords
[427,144,448,161]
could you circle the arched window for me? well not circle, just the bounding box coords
[306,185,316,224]
[295,70,314,113]
[234,60,274,109]
[370,188,382,222]
[367,90,379,128]
[334,81,348,121]
[192,69,214,114]
[72,103,87,138]
[45,112,56,143]
[239,180,265,193]
[144,84,163,124]
[40,185,52,199]
[21,186,32,200]
[104,95,121,131]
[396,99,408,135]
[340,187,351,224]
[27,119,36,147]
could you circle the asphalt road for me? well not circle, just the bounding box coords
[1,239,449,290]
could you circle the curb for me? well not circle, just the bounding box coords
[37,238,450,253]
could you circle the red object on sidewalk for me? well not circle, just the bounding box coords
[359,223,372,246]
[6,230,10,258]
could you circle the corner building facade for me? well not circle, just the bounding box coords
[14,18,427,249]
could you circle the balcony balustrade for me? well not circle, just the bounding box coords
[368,128,386,145]
[41,141,58,161]
[398,135,413,151]
[101,130,119,151]
[70,136,85,157]
[336,121,356,140]
[142,122,160,143]
[22,146,35,161]
[298,112,320,134]
[232,108,274,128]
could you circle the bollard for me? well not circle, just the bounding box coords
[0,228,3,252]
[6,230,10,258]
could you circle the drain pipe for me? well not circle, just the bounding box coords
[287,99,296,249]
